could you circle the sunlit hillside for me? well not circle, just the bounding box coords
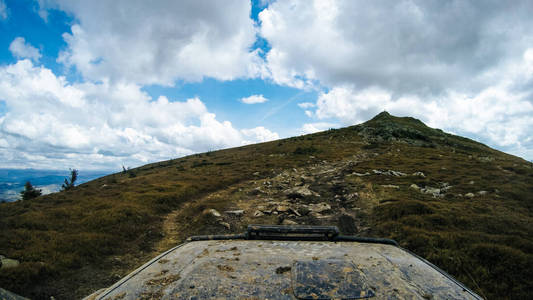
[0,112,532,299]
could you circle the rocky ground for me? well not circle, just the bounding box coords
[157,150,496,250]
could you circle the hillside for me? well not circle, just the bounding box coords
[1,112,532,299]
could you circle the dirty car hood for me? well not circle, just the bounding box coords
[86,239,481,299]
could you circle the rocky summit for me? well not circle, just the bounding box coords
[0,112,532,299]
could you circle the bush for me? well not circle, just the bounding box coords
[61,169,78,191]
[20,182,42,200]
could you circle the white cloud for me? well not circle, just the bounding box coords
[0,60,278,170]
[300,122,337,135]
[0,0,7,20]
[259,1,533,95]
[297,102,315,109]
[241,126,279,144]
[241,94,268,104]
[38,0,262,85]
[9,37,41,62]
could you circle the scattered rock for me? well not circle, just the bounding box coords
[308,202,331,213]
[284,185,319,198]
[465,193,475,198]
[225,210,244,217]
[0,256,20,269]
[345,193,359,201]
[412,171,425,178]
[281,219,298,225]
[421,187,442,198]
[253,171,260,176]
[352,172,370,176]
[373,169,407,177]
[381,184,399,189]
[410,184,420,191]
[478,156,494,163]
[204,209,221,218]
[468,181,475,185]
[276,205,290,213]
[390,170,407,177]
[289,208,301,217]
[439,182,452,191]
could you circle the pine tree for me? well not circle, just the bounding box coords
[20,181,42,200]
[61,169,78,191]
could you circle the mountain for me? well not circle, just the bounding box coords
[0,169,110,202]
[0,112,532,299]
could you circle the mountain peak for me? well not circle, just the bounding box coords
[352,111,488,152]
[371,111,392,120]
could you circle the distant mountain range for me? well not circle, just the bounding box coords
[0,169,110,202]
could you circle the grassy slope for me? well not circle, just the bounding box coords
[0,112,532,299]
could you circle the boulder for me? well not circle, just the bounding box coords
[412,171,425,178]
[276,205,290,213]
[352,172,370,176]
[410,184,420,191]
[477,191,488,196]
[288,208,301,217]
[284,185,319,198]
[345,193,359,201]
[309,202,331,213]
[219,222,231,230]
[421,187,441,197]
[0,256,20,269]
[465,193,475,198]
[373,169,407,177]
[204,209,221,218]
[381,184,399,189]
[253,210,264,217]
[225,210,244,217]
[389,170,407,177]
[281,219,298,225]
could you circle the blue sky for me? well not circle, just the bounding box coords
[0,0,532,170]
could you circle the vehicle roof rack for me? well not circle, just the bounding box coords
[187,224,398,246]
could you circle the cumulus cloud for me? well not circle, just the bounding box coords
[9,37,41,62]
[300,122,338,135]
[0,60,278,170]
[241,94,268,104]
[0,0,7,20]
[259,0,533,95]
[297,102,315,109]
[38,0,262,85]
[241,126,279,144]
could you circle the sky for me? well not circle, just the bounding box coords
[0,0,532,171]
